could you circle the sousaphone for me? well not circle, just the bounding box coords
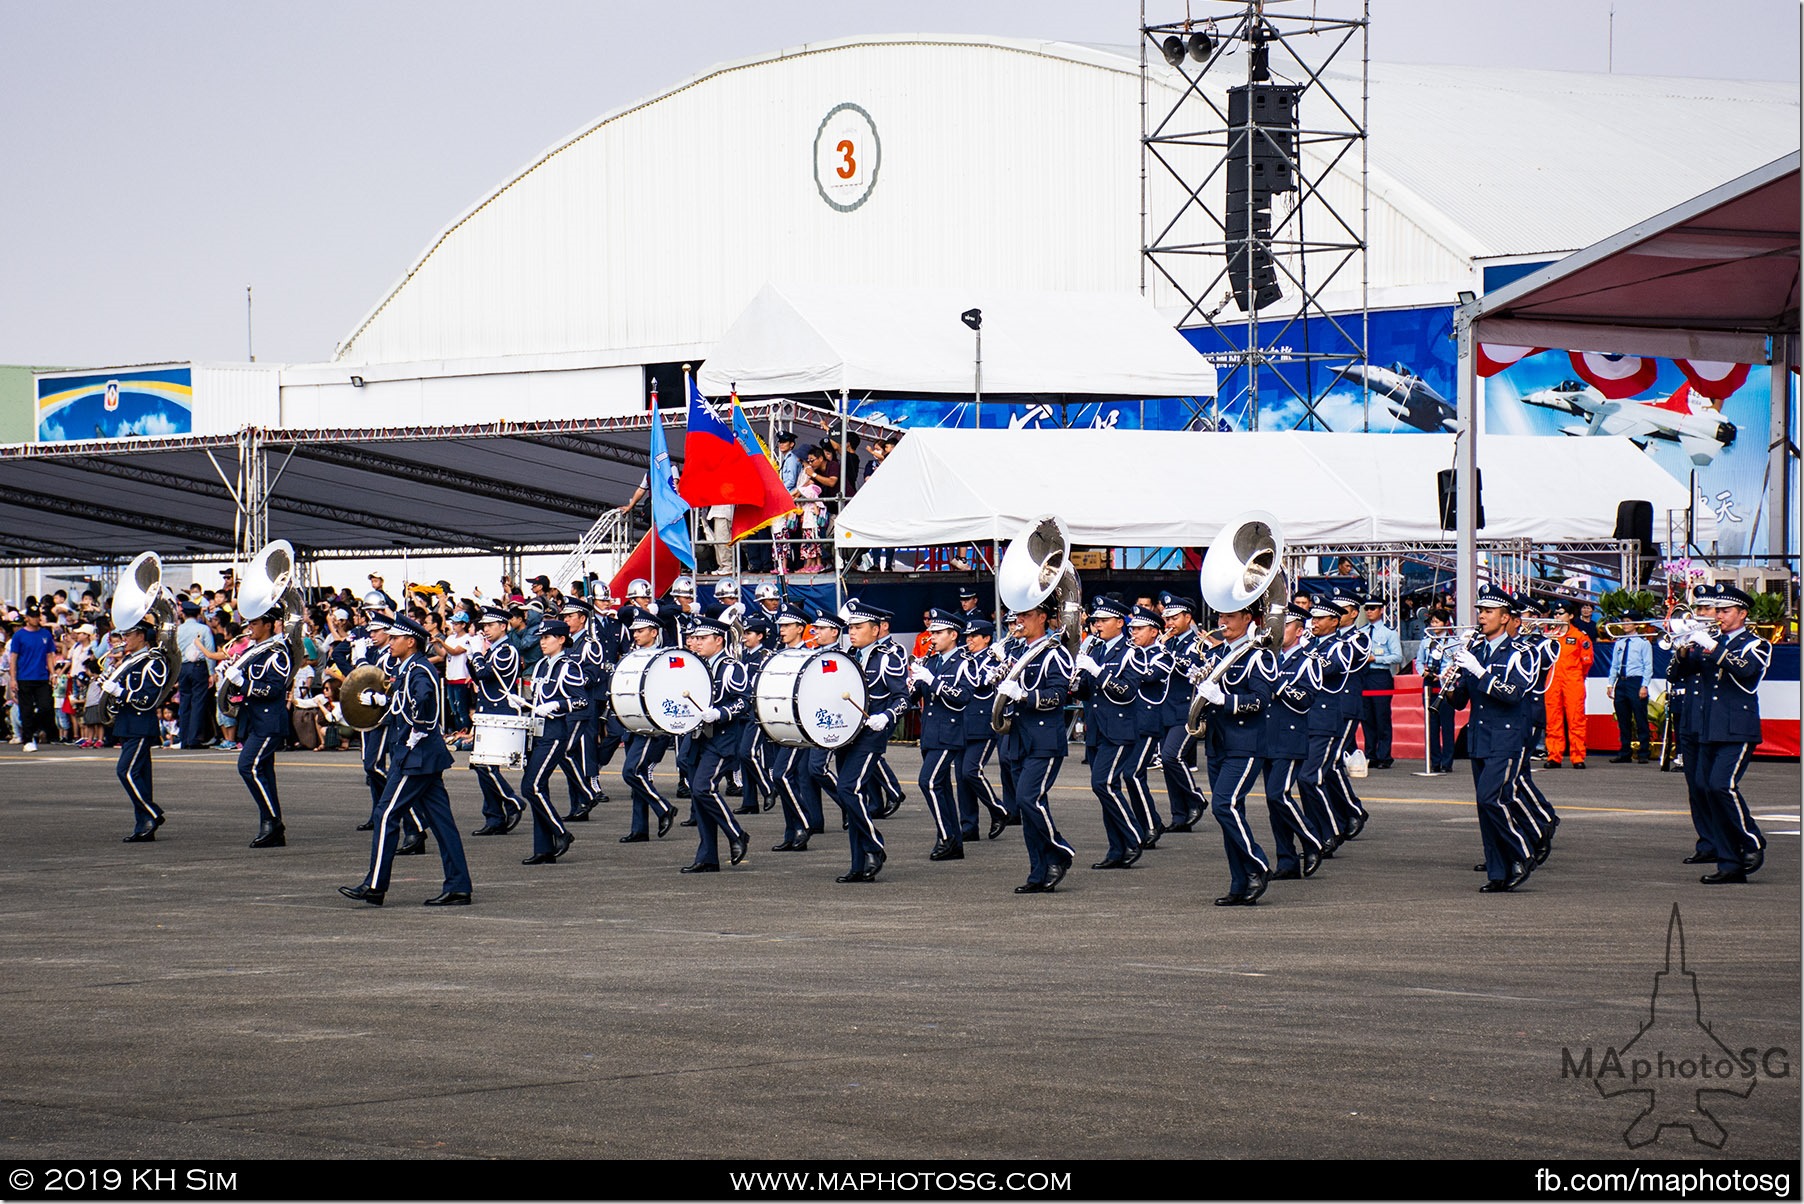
[221,539,308,718]
[102,550,181,723]
[990,514,1084,735]
[1187,511,1289,737]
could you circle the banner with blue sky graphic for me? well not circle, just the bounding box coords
[36,365,192,441]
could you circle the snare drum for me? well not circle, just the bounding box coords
[755,647,867,748]
[610,646,713,735]
[469,712,532,768]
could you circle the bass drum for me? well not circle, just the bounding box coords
[755,648,867,749]
[610,645,713,736]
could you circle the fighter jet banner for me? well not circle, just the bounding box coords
[1481,345,1771,559]
[847,397,1209,432]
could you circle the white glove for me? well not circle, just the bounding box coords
[405,730,426,750]
[350,639,370,660]
[983,664,1008,686]
[359,689,388,708]
[1197,679,1227,707]
[908,663,934,687]
[701,706,723,724]
[225,666,245,686]
[864,712,891,732]
[102,678,124,697]
[1690,630,1718,653]
[532,701,560,718]
[506,692,533,710]
[1452,649,1486,678]
[1074,654,1102,676]
[997,680,1028,702]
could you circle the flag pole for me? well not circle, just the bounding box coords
[650,375,660,604]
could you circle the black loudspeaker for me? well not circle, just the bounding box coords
[1227,84,1300,193]
[1613,500,1654,551]
[1225,201,1281,313]
[1437,468,1485,530]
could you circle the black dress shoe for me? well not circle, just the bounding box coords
[1242,871,1268,903]
[422,891,471,906]
[1301,850,1322,878]
[563,805,591,822]
[1474,863,1491,872]
[733,804,759,815]
[1345,811,1368,839]
[1701,869,1748,884]
[123,828,157,843]
[552,831,573,859]
[676,784,692,799]
[680,818,698,827]
[728,835,749,866]
[1271,868,1302,880]
[771,839,796,851]
[1013,882,1048,894]
[395,837,427,856]
[355,820,375,832]
[928,843,965,862]
[762,796,775,812]
[470,824,508,837]
[249,823,286,849]
[521,851,560,865]
[1682,852,1715,864]
[1121,844,1142,867]
[1091,857,1127,870]
[1741,848,1765,875]
[1478,880,1513,892]
[987,816,1008,840]
[1141,834,1161,850]
[835,869,873,883]
[657,810,675,838]
[592,790,611,804]
[1502,860,1532,890]
[501,807,524,833]
[680,862,720,873]
[338,884,385,906]
[618,832,649,843]
[864,850,887,880]
[1044,856,1071,890]
[1213,893,1244,906]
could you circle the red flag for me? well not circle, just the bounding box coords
[728,395,802,540]
[607,530,687,603]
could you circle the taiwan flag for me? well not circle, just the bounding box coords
[728,394,801,541]
[679,376,766,507]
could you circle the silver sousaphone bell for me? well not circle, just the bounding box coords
[990,514,1085,735]
[1187,511,1290,737]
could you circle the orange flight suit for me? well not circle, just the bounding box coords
[1543,625,1595,765]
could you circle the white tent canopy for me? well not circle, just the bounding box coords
[697,283,1217,401]
[833,429,1688,548]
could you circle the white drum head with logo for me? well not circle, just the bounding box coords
[756,648,865,748]
[612,646,712,735]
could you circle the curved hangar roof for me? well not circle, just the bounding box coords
[336,34,1799,366]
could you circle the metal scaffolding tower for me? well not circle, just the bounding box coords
[1141,0,1370,431]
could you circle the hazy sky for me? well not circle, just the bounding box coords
[2,0,1798,369]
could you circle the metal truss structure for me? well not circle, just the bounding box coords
[1141,0,1369,431]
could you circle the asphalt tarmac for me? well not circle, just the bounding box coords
[0,741,1796,1163]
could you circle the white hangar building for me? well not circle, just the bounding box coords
[281,33,1794,426]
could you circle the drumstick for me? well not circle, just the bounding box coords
[839,691,870,718]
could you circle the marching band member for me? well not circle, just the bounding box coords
[797,610,850,844]
[353,615,395,830]
[589,589,626,777]
[1191,598,1276,905]
[229,599,292,849]
[680,614,753,874]
[1262,600,1325,879]
[617,608,677,843]
[1122,605,1173,844]
[908,609,971,861]
[106,618,169,842]
[621,579,657,657]
[1445,586,1537,892]
[1299,597,1347,849]
[992,599,1075,894]
[1414,610,1457,774]
[1157,593,1207,832]
[339,614,472,907]
[834,599,910,883]
[467,606,527,836]
[1666,588,1722,865]
[955,618,1011,841]
[558,598,606,822]
[1328,589,1372,836]
[768,606,820,851]
[1683,583,1770,885]
[735,616,775,816]
[1070,597,1149,869]
[517,618,582,865]
[1507,597,1560,865]
[870,612,911,818]
[667,576,701,800]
